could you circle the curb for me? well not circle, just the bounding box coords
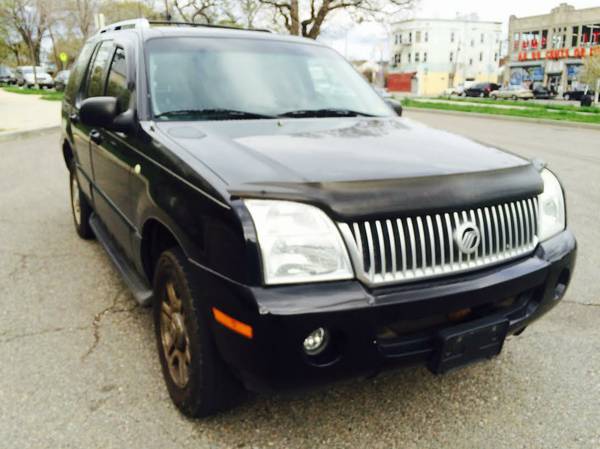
[0,125,60,143]
[403,107,600,131]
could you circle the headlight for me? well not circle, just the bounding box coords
[244,200,353,285]
[537,168,566,241]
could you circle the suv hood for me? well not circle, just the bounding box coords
[154,117,542,219]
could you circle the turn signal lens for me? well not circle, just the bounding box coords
[212,307,253,339]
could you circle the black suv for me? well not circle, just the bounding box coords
[61,19,576,417]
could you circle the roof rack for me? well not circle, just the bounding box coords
[98,18,150,34]
[97,18,271,35]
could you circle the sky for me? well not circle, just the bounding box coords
[318,0,600,61]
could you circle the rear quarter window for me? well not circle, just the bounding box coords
[64,42,95,104]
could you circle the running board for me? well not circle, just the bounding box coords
[89,213,153,307]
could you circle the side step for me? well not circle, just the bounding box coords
[89,213,153,307]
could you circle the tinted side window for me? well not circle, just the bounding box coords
[65,42,94,103]
[105,48,130,112]
[86,41,113,98]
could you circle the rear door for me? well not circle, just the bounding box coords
[89,45,136,260]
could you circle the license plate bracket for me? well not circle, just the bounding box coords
[428,317,509,374]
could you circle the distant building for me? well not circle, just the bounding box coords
[507,3,600,92]
[388,16,502,95]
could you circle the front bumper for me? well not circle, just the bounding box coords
[201,230,576,391]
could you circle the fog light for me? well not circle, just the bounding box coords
[303,327,329,356]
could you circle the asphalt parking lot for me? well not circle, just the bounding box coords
[1,113,599,449]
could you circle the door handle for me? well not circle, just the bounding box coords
[89,129,102,144]
[69,113,79,124]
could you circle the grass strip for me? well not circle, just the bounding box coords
[436,96,600,114]
[3,86,63,101]
[402,98,600,125]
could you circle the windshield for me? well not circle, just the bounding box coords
[146,37,391,120]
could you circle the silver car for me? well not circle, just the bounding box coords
[490,85,534,100]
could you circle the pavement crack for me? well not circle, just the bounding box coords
[0,326,88,344]
[7,252,29,279]
[563,300,600,308]
[81,287,137,361]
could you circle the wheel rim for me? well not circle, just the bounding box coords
[160,280,191,388]
[71,175,81,226]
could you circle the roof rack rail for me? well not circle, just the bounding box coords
[98,18,150,34]
[147,20,272,33]
[96,18,272,35]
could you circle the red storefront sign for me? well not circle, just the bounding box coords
[517,47,596,61]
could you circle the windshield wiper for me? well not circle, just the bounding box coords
[278,108,375,118]
[155,108,276,120]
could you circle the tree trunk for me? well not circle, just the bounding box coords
[289,0,299,35]
[48,27,61,70]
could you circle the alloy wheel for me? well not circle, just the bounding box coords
[160,280,192,388]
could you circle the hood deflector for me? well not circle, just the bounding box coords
[229,164,543,221]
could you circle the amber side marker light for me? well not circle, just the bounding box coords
[212,307,253,339]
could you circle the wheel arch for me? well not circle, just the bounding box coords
[140,217,187,283]
[62,138,74,168]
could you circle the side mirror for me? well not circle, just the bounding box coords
[385,98,403,116]
[79,97,118,128]
[79,96,134,133]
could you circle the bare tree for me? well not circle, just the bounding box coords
[173,0,220,23]
[71,0,97,38]
[257,0,415,39]
[238,0,263,28]
[0,0,55,65]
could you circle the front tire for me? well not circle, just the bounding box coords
[69,161,94,239]
[153,248,243,417]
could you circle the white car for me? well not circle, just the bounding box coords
[15,66,54,88]
[443,85,465,96]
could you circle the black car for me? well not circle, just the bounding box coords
[464,82,500,97]
[61,19,576,417]
[563,89,594,101]
[532,86,555,99]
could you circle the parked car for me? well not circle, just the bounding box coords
[62,19,576,417]
[464,82,500,98]
[54,70,71,91]
[443,84,465,96]
[15,66,54,88]
[373,86,402,115]
[532,85,555,99]
[490,85,534,100]
[0,65,16,84]
[563,88,594,101]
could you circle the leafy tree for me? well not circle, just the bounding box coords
[580,53,600,102]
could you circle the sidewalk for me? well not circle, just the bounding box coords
[0,88,61,139]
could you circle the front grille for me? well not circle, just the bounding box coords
[338,197,539,286]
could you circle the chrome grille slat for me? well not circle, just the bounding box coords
[386,220,397,277]
[407,218,417,274]
[396,219,407,275]
[340,197,539,287]
[435,214,445,269]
